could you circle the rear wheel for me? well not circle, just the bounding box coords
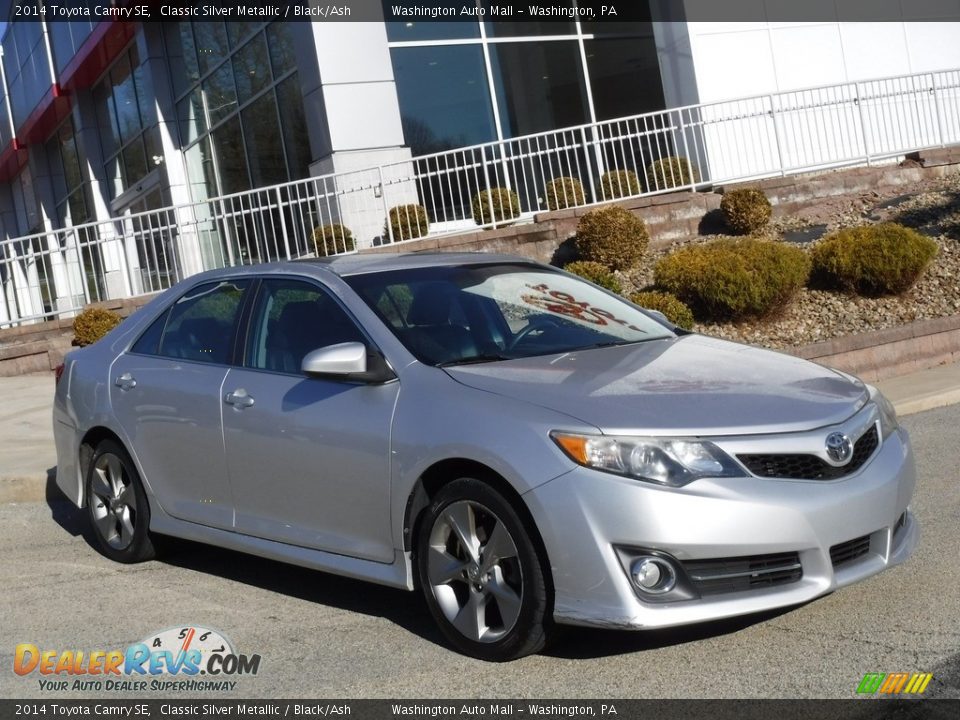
[85,439,156,563]
[416,478,549,661]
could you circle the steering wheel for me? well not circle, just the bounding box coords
[508,317,560,350]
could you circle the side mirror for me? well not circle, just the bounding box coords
[301,342,396,384]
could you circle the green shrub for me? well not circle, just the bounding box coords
[629,290,695,330]
[575,205,649,271]
[471,187,521,226]
[810,223,938,296]
[385,204,429,242]
[654,237,810,320]
[564,261,622,294]
[721,187,772,234]
[598,170,641,200]
[646,156,700,191]
[72,307,122,347]
[544,177,586,211]
[312,223,354,256]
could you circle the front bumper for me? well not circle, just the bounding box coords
[524,426,918,629]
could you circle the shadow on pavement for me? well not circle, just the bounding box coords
[45,466,90,539]
[155,535,448,650]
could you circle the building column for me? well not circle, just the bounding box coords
[28,140,87,314]
[71,89,136,300]
[139,24,206,279]
[297,21,417,247]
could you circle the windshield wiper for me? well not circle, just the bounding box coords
[438,353,512,367]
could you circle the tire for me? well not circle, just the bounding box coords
[416,478,550,661]
[85,439,156,564]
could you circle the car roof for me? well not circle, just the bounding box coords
[292,251,545,277]
[176,252,551,288]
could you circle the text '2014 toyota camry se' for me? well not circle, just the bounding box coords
[53,253,918,661]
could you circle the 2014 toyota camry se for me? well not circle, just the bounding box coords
[53,252,918,661]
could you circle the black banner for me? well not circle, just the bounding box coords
[1,700,959,720]
[3,0,960,24]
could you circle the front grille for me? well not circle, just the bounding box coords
[738,425,879,480]
[830,534,872,567]
[682,551,803,596]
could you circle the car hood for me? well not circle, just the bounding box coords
[444,335,868,436]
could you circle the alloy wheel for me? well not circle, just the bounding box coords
[426,500,524,643]
[89,452,138,551]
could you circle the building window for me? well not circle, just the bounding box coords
[46,118,93,228]
[385,3,666,150]
[2,16,52,128]
[391,45,496,156]
[164,21,310,202]
[489,41,590,137]
[93,44,162,199]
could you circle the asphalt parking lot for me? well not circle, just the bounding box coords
[2,404,958,700]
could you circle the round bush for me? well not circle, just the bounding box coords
[312,223,354,256]
[472,187,521,226]
[721,187,772,234]
[598,170,641,200]
[629,290,695,330]
[575,205,649,272]
[646,157,700,191]
[544,177,586,211]
[654,237,811,320]
[564,261,622,294]
[73,307,122,347]
[385,204,429,242]
[810,223,938,296]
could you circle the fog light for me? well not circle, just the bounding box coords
[630,557,676,594]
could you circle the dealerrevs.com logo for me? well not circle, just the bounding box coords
[14,626,261,692]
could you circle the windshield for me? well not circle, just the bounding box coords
[345,263,675,366]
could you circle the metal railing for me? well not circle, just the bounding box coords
[3,67,960,328]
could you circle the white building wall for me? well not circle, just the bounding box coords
[686,20,960,103]
[668,7,960,182]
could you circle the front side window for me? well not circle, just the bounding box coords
[136,279,250,364]
[347,264,674,366]
[246,279,366,374]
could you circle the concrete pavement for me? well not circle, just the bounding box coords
[2,361,960,503]
[2,403,957,698]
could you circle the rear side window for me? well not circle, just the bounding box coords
[137,280,250,364]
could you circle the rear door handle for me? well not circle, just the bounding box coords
[114,373,137,391]
[224,389,255,409]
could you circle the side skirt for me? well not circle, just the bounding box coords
[149,507,415,591]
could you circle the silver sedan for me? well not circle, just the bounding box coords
[53,253,918,661]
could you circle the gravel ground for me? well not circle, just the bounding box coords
[621,170,960,349]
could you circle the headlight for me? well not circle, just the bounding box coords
[869,386,899,440]
[551,431,743,487]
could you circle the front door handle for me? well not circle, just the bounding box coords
[224,389,255,409]
[114,373,137,391]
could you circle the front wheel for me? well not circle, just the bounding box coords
[85,439,156,564]
[416,478,550,661]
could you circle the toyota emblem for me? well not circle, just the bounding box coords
[825,431,854,464]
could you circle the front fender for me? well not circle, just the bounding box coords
[388,364,595,550]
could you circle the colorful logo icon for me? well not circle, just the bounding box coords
[857,672,933,695]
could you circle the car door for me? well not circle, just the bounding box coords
[221,277,399,563]
[110,278,252,530]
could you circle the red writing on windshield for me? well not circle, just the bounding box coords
[522,284,643,332]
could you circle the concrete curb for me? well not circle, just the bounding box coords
[3,387,958,506]
[894,388,960,416]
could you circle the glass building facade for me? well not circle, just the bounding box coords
[0,7,669,248]
[385,1,665,156]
